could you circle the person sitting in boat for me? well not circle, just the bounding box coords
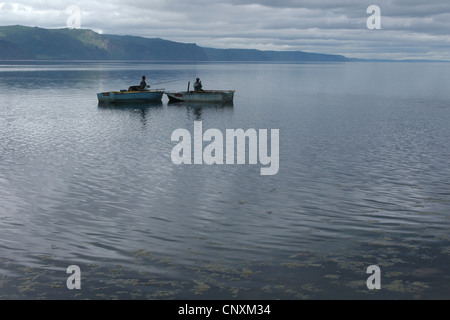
[140,76,150,90]
[128,76,150,92]
[193,78,203,92]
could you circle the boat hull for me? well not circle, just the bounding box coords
[165,90,234,103]
[97,90,164,103]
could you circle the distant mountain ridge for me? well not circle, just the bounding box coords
[0,25,349,62]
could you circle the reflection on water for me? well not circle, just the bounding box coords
[167,101,234,108]
[98,101,164,109]
[98,102,164,127]
[0,62,449,300]
[167,101,234,121]
[97,101,164,113]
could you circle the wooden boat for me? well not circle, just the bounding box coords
[97,89,164,103]
[165,90,235,103]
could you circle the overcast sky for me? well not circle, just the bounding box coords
[1,0,450,60]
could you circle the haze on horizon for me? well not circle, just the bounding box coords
[0,0,449,61]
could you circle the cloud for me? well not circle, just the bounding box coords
[0,0,449,60]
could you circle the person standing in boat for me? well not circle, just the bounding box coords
[140,76,150,90]
[193,78,203,91]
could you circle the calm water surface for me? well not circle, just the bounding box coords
[0,61,449,299]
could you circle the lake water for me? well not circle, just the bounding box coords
[0,61,449,299]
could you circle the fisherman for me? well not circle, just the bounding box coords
[140,76,150,90]
[129,76,150,91]
[193,78,203,91]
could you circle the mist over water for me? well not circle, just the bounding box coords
[0,61,449,299]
